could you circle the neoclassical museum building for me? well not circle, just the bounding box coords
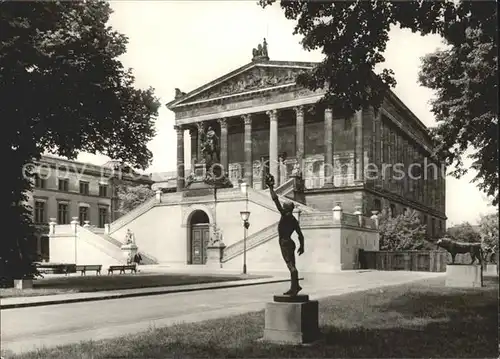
[48,41,446,271]
[166,42,446,237]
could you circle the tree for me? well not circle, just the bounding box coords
[260,0,498,205]
[1,1,160,284]
[117,185,155,215]
[378,209,428,251]
[446,222,481,243]
[477,213,499,252]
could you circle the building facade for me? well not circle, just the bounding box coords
[28,155,152,260]
[166,44,447,239]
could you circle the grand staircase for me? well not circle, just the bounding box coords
[220,186,317,264]
[88,227,159,264]
[62,185,317,267]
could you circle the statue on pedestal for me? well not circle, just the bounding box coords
[201,126,220,165]
[187,123,232,189]
[265,173,305,296]
[252,38,270,61]
[124,229,135,245]
[436,237,484,265]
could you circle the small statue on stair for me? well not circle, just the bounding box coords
[124,229,135,245]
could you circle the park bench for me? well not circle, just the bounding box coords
[76,265,102,276]
[36,263,76,276]
[107,264,137,275]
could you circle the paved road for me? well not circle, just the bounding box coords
[1,271,443,355]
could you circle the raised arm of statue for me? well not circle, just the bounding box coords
[266,174,283,214]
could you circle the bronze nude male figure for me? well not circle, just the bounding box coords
[266,174,305,296]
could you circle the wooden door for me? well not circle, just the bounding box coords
[191,225,210,264]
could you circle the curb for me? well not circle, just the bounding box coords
[1,277,300,310]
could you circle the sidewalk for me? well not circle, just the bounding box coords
[0,276,291,310]
[1,271,446,355]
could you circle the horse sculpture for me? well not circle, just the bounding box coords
[436,237,484,265]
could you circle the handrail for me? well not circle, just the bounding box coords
[109,196,157,233]
[250,187,316,213]
[222,222,279,262]
[77,226,124,263]
[274,177,295,196]
[91,229,159,264]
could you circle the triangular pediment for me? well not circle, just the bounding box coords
[168,61,317,108]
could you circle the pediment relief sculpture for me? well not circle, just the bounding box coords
[188,67,304,103]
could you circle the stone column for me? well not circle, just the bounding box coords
[323,108,334,187]
[189,127,198,165]
[430,159,436,209]
[242,114,253,186]
[365,106,375,188]
[403,138,409,195]
[380,120,386,190]
[354,109,364,183]
[438,164,442,211]
[267,109,279,182]
[441,169,446,213]
[387,128,394,192]
[423,153,428,207]
[374,111,382,188]
[295,106,305,165]
[412,147,418,201]
[196,122,203,161]
[175,125,185,191]
[218,118,228,173]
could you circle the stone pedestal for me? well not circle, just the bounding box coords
[14,279,33,289]
[121,243,138,264]
[262,294,320,345]
[206,245,224,268]
[485,264,498,276]
[445,264,483,288]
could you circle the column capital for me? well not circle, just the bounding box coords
[266,109,278,121]
[174,125,184,133]
[294,106,304,117]
[242,114,252,126]
[217,118,228,130]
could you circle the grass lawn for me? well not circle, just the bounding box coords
[6,276,498,359]
[0,273,266,298]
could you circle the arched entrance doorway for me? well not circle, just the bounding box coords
[188,210,210,265]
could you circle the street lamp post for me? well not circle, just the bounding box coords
[240,182,250,274]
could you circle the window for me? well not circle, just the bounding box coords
[99,184,108,197]
[58,178,69,191]
[344,117,352,131]
[373,199,381,212]
[57,203,69,224]
[390,204,396,218]
[431,218,436,238]
[98,207,108,228]
[380,122,385,163]
[34,201,46,224]
[340,162,348,186]
[34,174,46,189]
[79,181,89,195]
[79,206,89,226]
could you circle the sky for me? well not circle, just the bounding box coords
[75,1,496,225]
